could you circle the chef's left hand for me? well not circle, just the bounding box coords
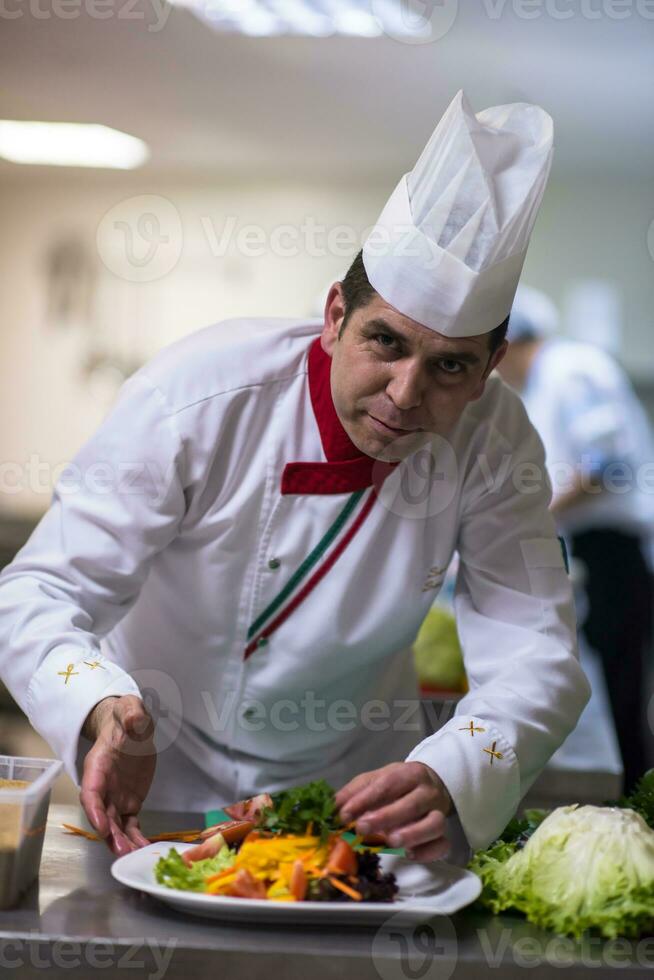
[335,762,453,861]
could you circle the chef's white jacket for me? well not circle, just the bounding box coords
[0,318,590,851]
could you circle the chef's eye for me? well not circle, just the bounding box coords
[374,332,399,350]
[438,359,464,375]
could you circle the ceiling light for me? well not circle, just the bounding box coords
[0,121,149,169]
[333,9,382,36]
[170,0,397,38]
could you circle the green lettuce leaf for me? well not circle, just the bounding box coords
[154,845,235,892]
[471,805,654,939]
[614,768,654,828]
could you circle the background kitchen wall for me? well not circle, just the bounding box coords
[1,173,654,520]
[1,0,653,801]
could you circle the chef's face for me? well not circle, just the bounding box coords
[321,283,507,462]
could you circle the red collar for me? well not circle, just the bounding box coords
[281,338,398,495]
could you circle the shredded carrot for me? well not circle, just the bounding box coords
[305,867,327,878]
[327,875,363,901]
[205,872,239,894]
[148,830,203,842]
[306,821,313,835]
[205,865,240,885]
[62,823,100,841]
[62,822,205,844]
[148,829,203,840]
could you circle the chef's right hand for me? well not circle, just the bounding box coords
[79,694,156,855]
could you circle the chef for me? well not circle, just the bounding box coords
[0,91,590,861]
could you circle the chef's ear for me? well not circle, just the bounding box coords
[470,339,509,401]
[321,282,346,356]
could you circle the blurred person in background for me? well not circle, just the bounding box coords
[497,286,654,793]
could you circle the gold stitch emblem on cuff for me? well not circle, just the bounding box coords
[421,565,446,592]
[57,663,79,685]
[83,661,106,670]
[458,721,485,737]
[482,740,504,765]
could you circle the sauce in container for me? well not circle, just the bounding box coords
[0,779,28,848]
[0,759,62,908]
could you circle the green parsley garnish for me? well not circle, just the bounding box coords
[260,779,342,841]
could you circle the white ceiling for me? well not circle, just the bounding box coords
[0,0,652,182]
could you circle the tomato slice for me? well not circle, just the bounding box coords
[181,831,226,867]
[200,819,254,845]
[224,793,273,823]
[326,838,358,876]
[226,869,267,899]
[359,832,387,847]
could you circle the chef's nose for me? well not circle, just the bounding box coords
[386,360,424,411]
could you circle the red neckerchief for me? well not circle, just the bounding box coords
[281,338,398,495]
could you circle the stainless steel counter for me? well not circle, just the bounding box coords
[1,804,652,979]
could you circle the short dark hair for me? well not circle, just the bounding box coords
[339,251,508,352]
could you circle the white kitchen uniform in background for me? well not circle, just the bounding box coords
[505,285,654,793]
[520,337,654,542]
[0,317,590,852]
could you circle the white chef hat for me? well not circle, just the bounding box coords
[507,284,560,342]
[362,90,554,338]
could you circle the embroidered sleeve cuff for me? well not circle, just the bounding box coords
[25,648,142,786]
[405,715,521,851]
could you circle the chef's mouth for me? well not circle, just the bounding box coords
[367,413,420,435]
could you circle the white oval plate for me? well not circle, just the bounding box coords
[111,842,482,924]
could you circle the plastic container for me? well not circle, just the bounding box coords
[0,755,63,909]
